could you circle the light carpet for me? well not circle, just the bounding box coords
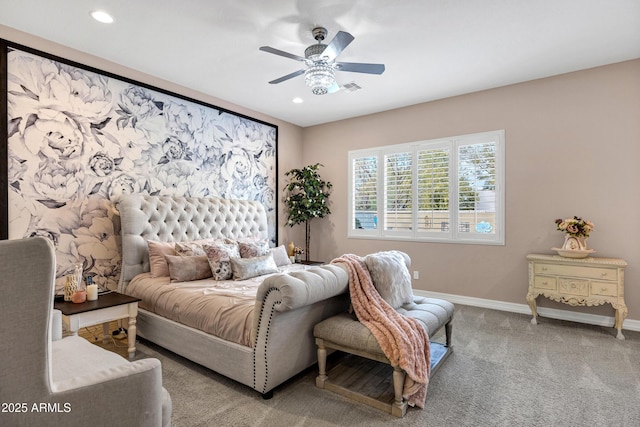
[132,304,640,426]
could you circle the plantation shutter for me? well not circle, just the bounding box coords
[417,146,450,234]
[384,151,412,231]
[351,155,378,230]
[457,141,497,235]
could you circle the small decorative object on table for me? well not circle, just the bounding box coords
[86,276,98,301]
[64,264,83,301]
[552,216,595,258]
[294,246,304,263]
[71,289,86,303]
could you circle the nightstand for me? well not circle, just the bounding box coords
[54,292,141,359]
[298,260,325,266]
[526,254,628,339]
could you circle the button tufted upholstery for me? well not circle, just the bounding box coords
[118,195,268,292]
[314,297,454,357]
[314,295,454,417]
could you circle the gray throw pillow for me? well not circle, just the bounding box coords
[230,253,279,280]
[165,255,213,283]
[364,250,414,309]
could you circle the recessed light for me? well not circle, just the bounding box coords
[90,10,114,24]
[292,97,304,104]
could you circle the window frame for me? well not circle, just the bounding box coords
[347,130,505,245]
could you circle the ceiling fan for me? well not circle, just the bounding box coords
[259,27,385,95]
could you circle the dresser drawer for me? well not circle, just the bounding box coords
[558,277,589,296]
[590,281,618,297]
[533,275,557,290]
[534,263,617,281]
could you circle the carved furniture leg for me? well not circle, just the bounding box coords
[127,316,137,360]
[102,322,110,344]
[614,305,627,340]
[316,339,327,388]
[526,292,538,324]
[391,366,407,417]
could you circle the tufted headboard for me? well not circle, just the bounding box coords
[117,194,269,292]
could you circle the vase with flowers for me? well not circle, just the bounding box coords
[552,216,595,258]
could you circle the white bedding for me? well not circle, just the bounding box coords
[127,264,310,347]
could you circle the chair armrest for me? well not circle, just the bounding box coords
[51,309,62,341]
[48,358,166,427]
[51,357,161,393]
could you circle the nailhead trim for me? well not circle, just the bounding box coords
[253,287,281,393]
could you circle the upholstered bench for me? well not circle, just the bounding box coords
[314,296,454,417]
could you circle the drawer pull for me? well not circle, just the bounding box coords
[541,267,548,271]
[601,288,608,293]
[601,272,607,277]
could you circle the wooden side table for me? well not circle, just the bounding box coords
[298,260,325,266]
[526,254,628,339]
[54,292,141,359]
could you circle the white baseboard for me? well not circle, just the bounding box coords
[413,290,640,333]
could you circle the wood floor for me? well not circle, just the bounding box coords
[76,320,131,359]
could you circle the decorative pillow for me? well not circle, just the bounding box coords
[165,255,213,282]
[238,239,270,258]
[148,241,176,277]
[175,241,206,256]
[364,250,414,309]
[230,253,279,281]
[202,242,241,281]
[233,234,262,243]
[269,245,292,267]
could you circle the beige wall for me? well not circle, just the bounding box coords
[303,59,640,321]
[0,24,306,246]
[2,25,639,322]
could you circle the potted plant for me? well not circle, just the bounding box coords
[284,163,332,261]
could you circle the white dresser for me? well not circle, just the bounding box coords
[526,254,628,339]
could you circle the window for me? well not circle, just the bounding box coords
[348,130,504,245]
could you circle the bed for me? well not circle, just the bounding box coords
[117,194,349,397]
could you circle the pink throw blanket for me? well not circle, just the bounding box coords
[332,254,431,408]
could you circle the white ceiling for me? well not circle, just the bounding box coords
[1,0,639,127]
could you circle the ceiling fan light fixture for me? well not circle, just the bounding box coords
[304,63,335,95]
[260,26,384,94]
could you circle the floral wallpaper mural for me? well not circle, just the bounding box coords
[5,47,277,294]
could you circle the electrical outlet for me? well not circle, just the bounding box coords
[413,271,419,280]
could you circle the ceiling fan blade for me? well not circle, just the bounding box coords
[322,31,354,60]
[268,69,306,84]
[259,46,306,62]
[336,62,385,75]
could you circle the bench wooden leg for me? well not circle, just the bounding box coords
[316,340,328,388]
[391,366,407,417]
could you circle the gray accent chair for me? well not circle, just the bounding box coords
[0,237,172,427]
